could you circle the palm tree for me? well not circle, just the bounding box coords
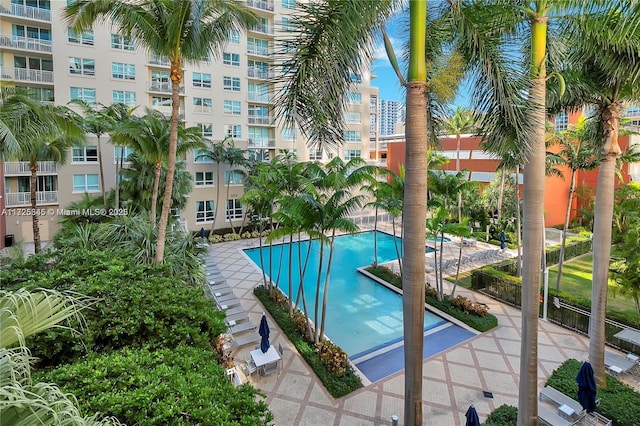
[443,107,475,221]
[221,140,248,234]
[110,108,205,223]
[553,116,598,290]
[0,87,24,159]
[4,100,84,253]
[65,0,257,264]
[0,288,121,425]
[196,136,234,232]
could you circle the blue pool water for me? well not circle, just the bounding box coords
[244,231,445,356]
[427,236,452,243]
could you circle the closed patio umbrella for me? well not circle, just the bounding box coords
[576,361,597,413]
[259,313,270,353]
[465,405,480,426]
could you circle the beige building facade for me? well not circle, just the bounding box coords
[1,0,378,243]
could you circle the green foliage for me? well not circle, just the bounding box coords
[316,340,350,377]
[35,346,272,426]
[483,404,517,426]
[0,249,226,366]
[253,286,363,397]
[545,238,592,266]
[365,265,498,332]
[546,359,640,426]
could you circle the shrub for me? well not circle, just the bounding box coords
[1,249,227,366]
[35,346,272,426]
[254,286,362,397]
[449,295,489,317]
[209,234,223,243]
[484,404,517,425]
[546,359,640,426]
[316,340,350,377]
[223,233,241,241]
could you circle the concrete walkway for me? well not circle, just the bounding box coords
[206,231,619,426]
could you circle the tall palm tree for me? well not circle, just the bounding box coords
[221,140,248,234]
[548,1,640,387]
[553,116,598,290]
[65,0,257,264]
[196,137,234,232]
[0,87,24,158]
[4,100,84,253]
[443,107,475,221]
[110,108,205,223]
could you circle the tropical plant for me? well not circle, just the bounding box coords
[610,224,640,317]
[65,0,257,264]
[110,108,205,223]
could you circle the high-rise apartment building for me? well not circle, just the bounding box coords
[0,0,378,245]
[377,99,404,136]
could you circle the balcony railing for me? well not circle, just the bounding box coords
[247,46,271,56]
[5,191,58,207]
[248,92,270,103]
[251,24,274,35]
[0,66,54,83]
[148,81,185,94]
[147,54,170,67]
[4,161,57,175]
[248,138,276,148]
[0,35,52,53]
[0,1,51,21]
[247,67,274,80]
[246,0,274,11]
[247,116,273,125]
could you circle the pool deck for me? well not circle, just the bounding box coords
[207,226,634,426]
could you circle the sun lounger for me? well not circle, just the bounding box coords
[604,351,636,375]
[231,332,260,348]
[538,403,572,426]
[225,311,250,323]
[539,386,585,422]
[215,293,239,303]
[229,321,256,335]
[217,299,241,310]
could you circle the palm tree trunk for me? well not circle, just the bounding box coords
[402,1,429,419]
[497,165,506,220]
[518,15,547,424]
[456,132,462,222]
[115,152,123,209]
[154,61,182,264]
[556,168,576,290]
[589,102,622,388]
[30,164,41,254]
[373,205,379,266]
[151,161,161,224]
[288,234,294,314]
[98,135,106,205]
[319,234,336,341]
[212,160,223,233]
[451,239,464,298]
[313,241,325,344]
[392,217,403,275]
[438,233,445,301]
[515,166,522,278]
[226,177,236,234]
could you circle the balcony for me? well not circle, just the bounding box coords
[247,46,272,57]
[250,24,274,35]
[5,191,58,207]
[247,116,274,125]
[152,106,186,120]
[147,54,170,67]
[0,1,51,21]
[248,92,270,103]
[246,0,274,11]
[148,81,185,94]
[248,138,276,148]
[0,35,52,53]
[247,67,274,80]
[0,66,53,84]
[4,161,57,176]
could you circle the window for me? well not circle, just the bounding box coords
[112,90,136,107]
[226,199,243,220]
[281,17,295,31]
[12,24,50,41]
[224,171,244,185]
[247,37,269,56]
[195,172,214,186]
[346,92,362,104]
[344,149,361,160]
[625,104,640,117]
[111,33,135,50]
[248,105,270,123]
[248,60,269,78]
[282,127,296,141]
[70,87,96,104]
[20,86,54,102]
[114,146,134,163]
[112,62,135,80]
[223,52,240,66]
[151,96,172,108]
[193,72,211,88]
[73,174,99,192]
[69,57,95,76]
[196,123,213,139]
[18,175,56,193]
[346,112,361,124]
[282,0,296,9]
[194,150,213,163]
[193,97,212,113]
[67,27,94,45]
[349,73,362,84]
[309,149,323,161]
[72,146,98,163]
[225,124,242,138]
[345,130,361,142]
[281,40,296,54]
[230,30,240,44]
[248,83,269,102]
[196,200,215,223]
[150,70,170,91]
[223,100,241,115]
[248,127,271,146]
[247,149,270,162]
[554,111,568,131]
[223,76,241,92]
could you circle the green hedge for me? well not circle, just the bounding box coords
[545,238,592,265]
[254,286,363,398]
[35,346,272,426]
[546,359,640,426]
[365,266,498,332]
[484,404,517,425]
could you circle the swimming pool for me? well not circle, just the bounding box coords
[244,231,445,356]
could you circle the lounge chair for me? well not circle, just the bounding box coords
[261,360,279,376]
[538,403,572,426]
[539,386,585,422]
[215,293,239,303]
[229,321,256,335]
[216,299,242,310]
[225,312,250,323]
[231,332,260,349]
[604,351,636,375]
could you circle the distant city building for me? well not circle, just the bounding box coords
[378,99,404,136]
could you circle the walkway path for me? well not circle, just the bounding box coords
[208,234,601,426]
